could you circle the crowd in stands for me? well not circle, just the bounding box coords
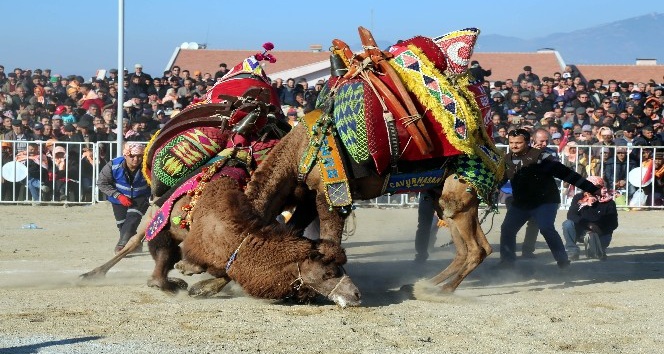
[0,61,663,204]
[0,63,325,203]
[485,63,664,148]
[480,61,664,206]
[0,63,327,146]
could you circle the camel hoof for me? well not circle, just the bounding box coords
[440,283,457,293]
[147,277,189,293]
[188,278,230,298]
[175,260,205,276]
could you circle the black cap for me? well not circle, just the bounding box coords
[63,124,76,132]
[11,119,22,127]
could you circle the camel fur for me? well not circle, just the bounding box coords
[83,176,361,307]
[179,178,359,304]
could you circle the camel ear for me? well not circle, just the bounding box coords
[314,240,347,265]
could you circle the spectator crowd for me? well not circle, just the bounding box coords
[0,61,663,205]
[480,62,664,206]
[0,63,326,146]
[0,62,325,203]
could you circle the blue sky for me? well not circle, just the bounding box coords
[0,0,662,78]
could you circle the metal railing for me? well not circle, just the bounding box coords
[0,140,146,205]
[1,139,662,209]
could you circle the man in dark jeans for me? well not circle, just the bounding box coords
[97,142,150,254]
[414,190,439,262]
[498,128,600,269]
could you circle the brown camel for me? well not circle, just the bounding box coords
[82,176,361,307]
[244,115,492,293]
[242,27,504,292]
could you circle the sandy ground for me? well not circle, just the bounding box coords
[0,202,663,354]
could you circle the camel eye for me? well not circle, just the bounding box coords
[324,267,340,280]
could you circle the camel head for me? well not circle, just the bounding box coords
[293,240,361,308]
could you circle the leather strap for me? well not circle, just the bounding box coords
[332,39,400,171]
[358,26,434,155]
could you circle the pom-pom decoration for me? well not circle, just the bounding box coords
[262,42,274,51]
[254,42,277,64]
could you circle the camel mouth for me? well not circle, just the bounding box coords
[324,274,361,308]
[330,294,362,308]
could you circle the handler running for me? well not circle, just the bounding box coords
[498,128,600,269]
[97,142,150,254]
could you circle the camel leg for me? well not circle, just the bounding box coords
[472,213,493,259]
[147,230,188,293]
[440,207,484,292]
[429,221,467,285]
[315,192,346,245]
[429,175,485,292]
[80,205,157,280]
[429,189,467,285]
[188,276,232,298]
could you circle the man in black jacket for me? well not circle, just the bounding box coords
[499,128,600,269]
[562,176,618,261]
[468,60,491,83]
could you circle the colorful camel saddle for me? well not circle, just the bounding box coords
[145,142,278,241]
[300,28,504,207]
[318,28,502,178]
[144,53,286,194]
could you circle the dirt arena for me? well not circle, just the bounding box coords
[1,203,663,353]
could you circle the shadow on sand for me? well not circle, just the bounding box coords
[0,336,103,354]
[340,241,664,307]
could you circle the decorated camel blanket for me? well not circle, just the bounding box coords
[144,140,278,241]
[313,27,504,205]
[321,29,501,174]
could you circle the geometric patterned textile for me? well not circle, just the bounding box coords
[151,127,225,188]
[389,43,503,179]
[298,111,352,208]
[433,28,480,75]
[454,154,499,205]
[333,81,370,164]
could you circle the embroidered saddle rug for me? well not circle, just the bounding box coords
[317,28,502,181]
[144,140,278,241]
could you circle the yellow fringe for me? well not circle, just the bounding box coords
[142,129,160,186]
[388,44,504,178]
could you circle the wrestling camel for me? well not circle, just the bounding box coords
[245,122,493,292]
[82,174,361,307]
[81,49,361,306]
[244,27,503,292]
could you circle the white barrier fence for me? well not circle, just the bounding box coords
[1,140,662,209]
[0,140,146,205]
